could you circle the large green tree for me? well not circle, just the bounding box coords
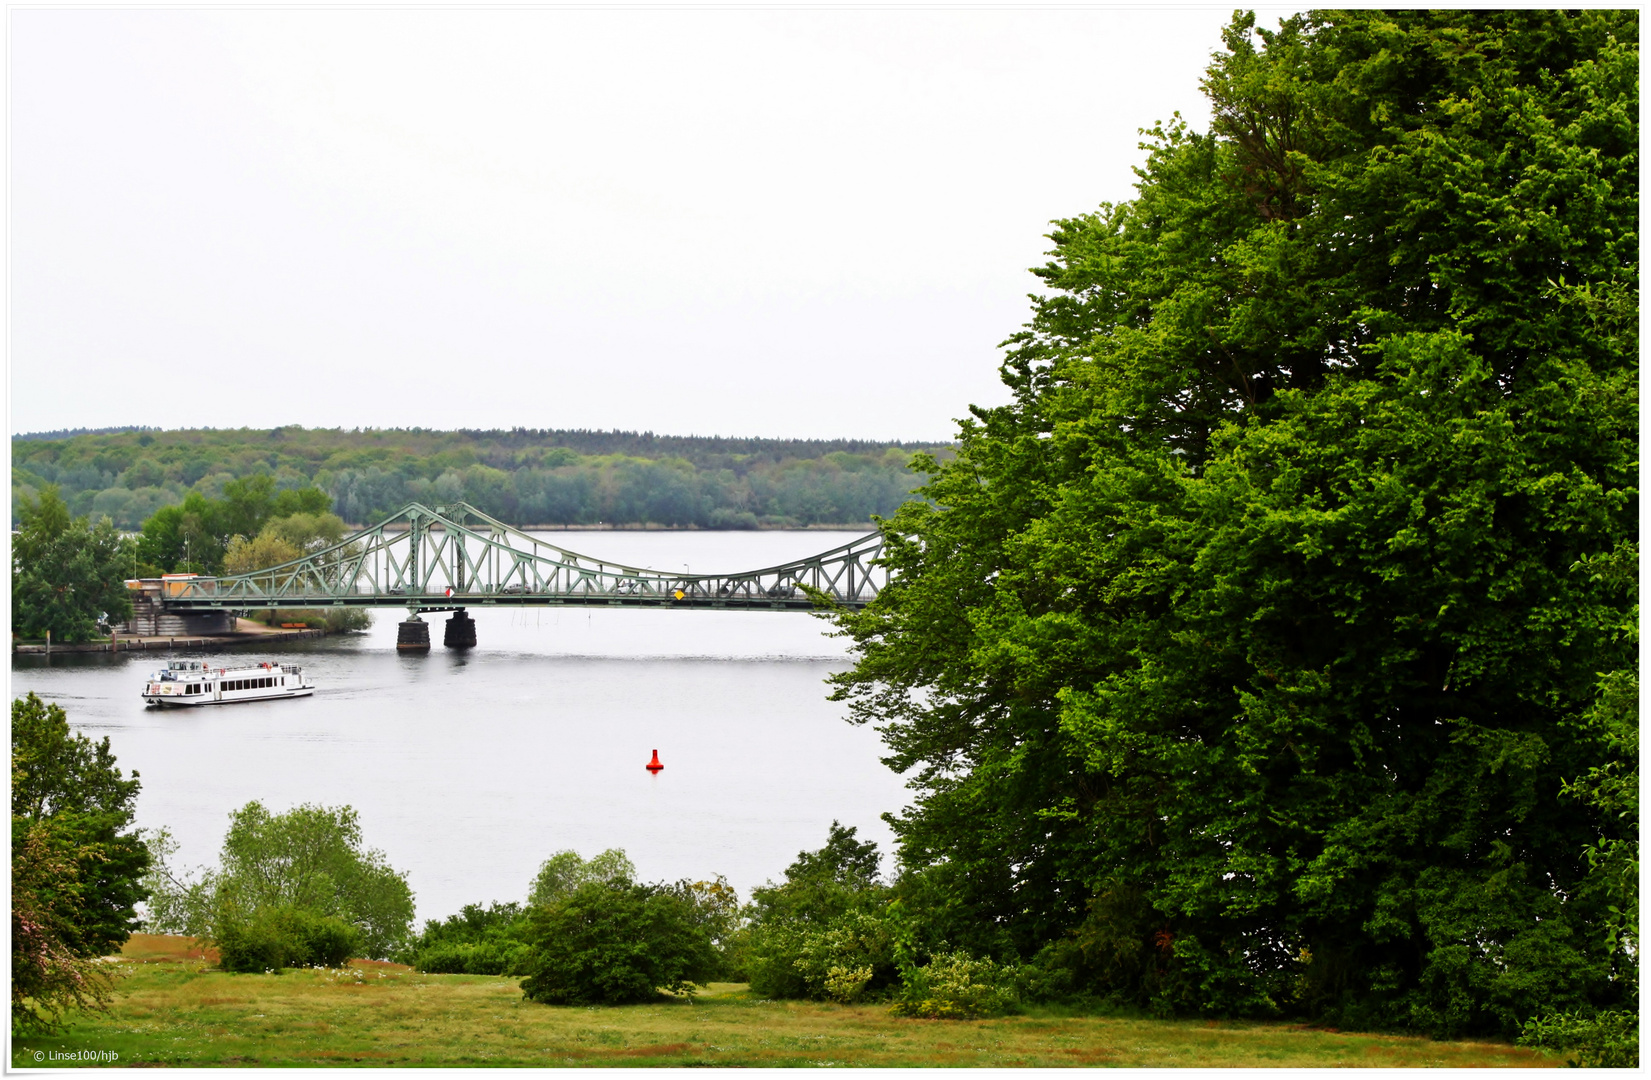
[11,694,149,1030]
[145,801,415,961]
[12,486,135,642]
[831,10,1636,1038]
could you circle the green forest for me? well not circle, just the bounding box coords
[10,427,944,530]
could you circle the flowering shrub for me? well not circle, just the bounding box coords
[889,950,1020,1020]
[747,910,897,1002]
[823,965,875,1004]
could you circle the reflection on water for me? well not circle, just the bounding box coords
[10,532,908,925]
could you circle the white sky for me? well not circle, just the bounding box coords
[9,6,1299,442]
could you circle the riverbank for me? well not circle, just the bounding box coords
[9,935,1554,1069]
[13,619,325,654]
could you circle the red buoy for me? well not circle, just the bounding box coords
[646,749,664,774]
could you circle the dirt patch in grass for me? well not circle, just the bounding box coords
[119,934,217,965]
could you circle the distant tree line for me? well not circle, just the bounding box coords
[13,425,162,441]
[11,428,945,530]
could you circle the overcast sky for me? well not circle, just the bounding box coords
[10,6,1299,442]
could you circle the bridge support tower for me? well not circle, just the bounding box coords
[396,614,430,652]
[444,610,476,649]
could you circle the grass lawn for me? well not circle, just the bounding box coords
[10,935,1558,1068]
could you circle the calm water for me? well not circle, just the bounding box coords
[10,531,909,926]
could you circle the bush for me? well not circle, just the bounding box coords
[402,900,534,975]
[747,910,898,1003]
[1518,1009,1639,1068]
[518,880,719,1006]
[743,822,893,1001]
[215,905,362,973]
[889,950,1020,1020]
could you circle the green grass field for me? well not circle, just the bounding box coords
[11,936,1557,1068]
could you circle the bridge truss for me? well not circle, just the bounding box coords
[162,502,888,614]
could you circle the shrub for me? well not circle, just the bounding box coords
[518,880,719,1006]
[402,900,535,976]
[1518,1009,1639,1068]
[748,909,898,1002]
[890,950,1020,1020]
[744,822,893,1001]
[215,905,362,973]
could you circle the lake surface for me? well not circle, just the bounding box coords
[10,530,910,928]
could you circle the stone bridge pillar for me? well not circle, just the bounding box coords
[444,610,477,649]
[396,614,430,652]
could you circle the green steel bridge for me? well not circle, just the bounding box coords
[159,502,887,646]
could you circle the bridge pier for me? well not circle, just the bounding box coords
[443,610,476,649]
[396,615,431,652]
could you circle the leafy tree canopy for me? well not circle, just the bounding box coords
[527,848,636,908]
[11,694,149,1030]
[12,486,134,642]
[831,9,1636,1038]
[134,481,333,575]
[145,802,415,962]
[748,821,885,930]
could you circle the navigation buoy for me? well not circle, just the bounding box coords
[646,749,664,774]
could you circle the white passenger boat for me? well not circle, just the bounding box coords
[141,659,314,707]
